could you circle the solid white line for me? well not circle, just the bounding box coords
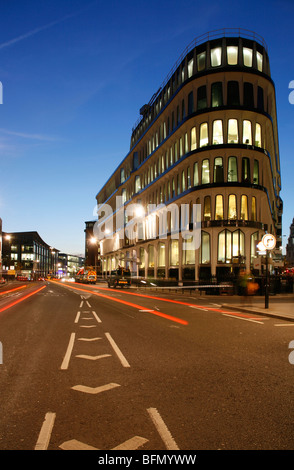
[275,323,294,327]
[147,407,179,450]
[222,313,264,324]
[74,311,80,323]
[60,333,76,370]
[35,412,56,450]
[92,311,102,323]
[105,332,130,368]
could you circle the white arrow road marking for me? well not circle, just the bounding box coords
[35,412,56,450]
[59,436,148,451]
[78,337,102,341]
[75,354,111,360]
[72,383,120,394]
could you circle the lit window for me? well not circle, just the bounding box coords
[120,168,125,183]
[193,162,199,186]
[211,47,222,67]
[185,133,189,153]
[191,127,197,150]
[243,47,253,67]
[200,122,208,147]
[188,58,194,78]
[215,195,224,220]
[218,230,226,263]
[182,170,186,192]
[256,51,263,72]
[170,239,179,266]
[179,137,183,157]
[201,231,210,264]
[197,51,206,71]
[201,159,210,184]
[158,243,165,267]
[228,194,237,219]
[139,247,145,268]
[204,195,211,220]
[255,123,261,147]
[214,157,224,182]
[241,195,248,220]
[251,196,257,221]
[212,120,223,145]
[228,156,238,182]
[182,236,195,265]
[174,142,178,162]
[227,46,238,65]
[243,120,252,144]
[148,245,154,267]
[251,232,259,263]
[253,160,259,184]
[122,188,127,204]
[228,119,239,143]
[187,167,191,189]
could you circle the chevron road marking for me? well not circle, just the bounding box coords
[59,435,148,451]
[75,354,111,360]
[78,337,102,341]
[71,383,120,394]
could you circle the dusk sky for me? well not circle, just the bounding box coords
[0,0,293,255]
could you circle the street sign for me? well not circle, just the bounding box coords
[262,234,276,250]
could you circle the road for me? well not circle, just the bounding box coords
[0,280,293,451]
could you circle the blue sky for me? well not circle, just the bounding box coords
[0,0,293,255]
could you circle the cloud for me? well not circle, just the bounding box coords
[0,128,60,142]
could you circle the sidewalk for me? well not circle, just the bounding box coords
[221,294,294,322]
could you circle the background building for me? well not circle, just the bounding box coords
[95,29,282,284]
[57,253,85,278]
[286,218,294,266]
[2,231,59,280]
[84,220,101,273]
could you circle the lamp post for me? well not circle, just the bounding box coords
[257,234,276,309]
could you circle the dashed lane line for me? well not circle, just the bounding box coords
[35,412,56,450]
[105,332,131,368]
[147,407,179,450]
[60,333,76,370]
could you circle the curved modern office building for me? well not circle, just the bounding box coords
[96,29,283,283]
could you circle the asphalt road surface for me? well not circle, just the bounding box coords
[0,280,293,451]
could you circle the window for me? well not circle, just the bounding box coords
[256,51,263,72]
[212,119,223,145]
[200,122,208,147]
[187,167,191,189]
[257,87,264,111]
[253,159,259,184]
[120,168,125,183]
[228,194,237,219]
[211,82,223,107]
[255,123,261,147]
[243,83,254,108]
[188,91,194,114]
[243,47,253,67]
[122,188,127,204]
[182,170,186,192]
[201,231,210,264]
[148,245,154,267]
[170,239,179,266]
[191,127,197,150]
[197,86,207,110]
[139,247,145,268]
[204,195,211,220]
[193,162,199,186]
[182,236,195,265]
[185,133,189,153]
[218,229,244,263]
[188,58,194,78]
[201,159,210,184]
[227,81,240,106]
[243,120,252,144]
[251,196,257,221]
[227,156,238,182]
[158,243,165,267]
[211,47,222,67]
[215,195,224,220]
[135,175,141,193]
[242,157,250,182]
[197,51,206,71]
[227,46,238,65]
[228,119,239,143]
[241,195,248,220]
[214,157,224,182]
[251,232,259,263]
